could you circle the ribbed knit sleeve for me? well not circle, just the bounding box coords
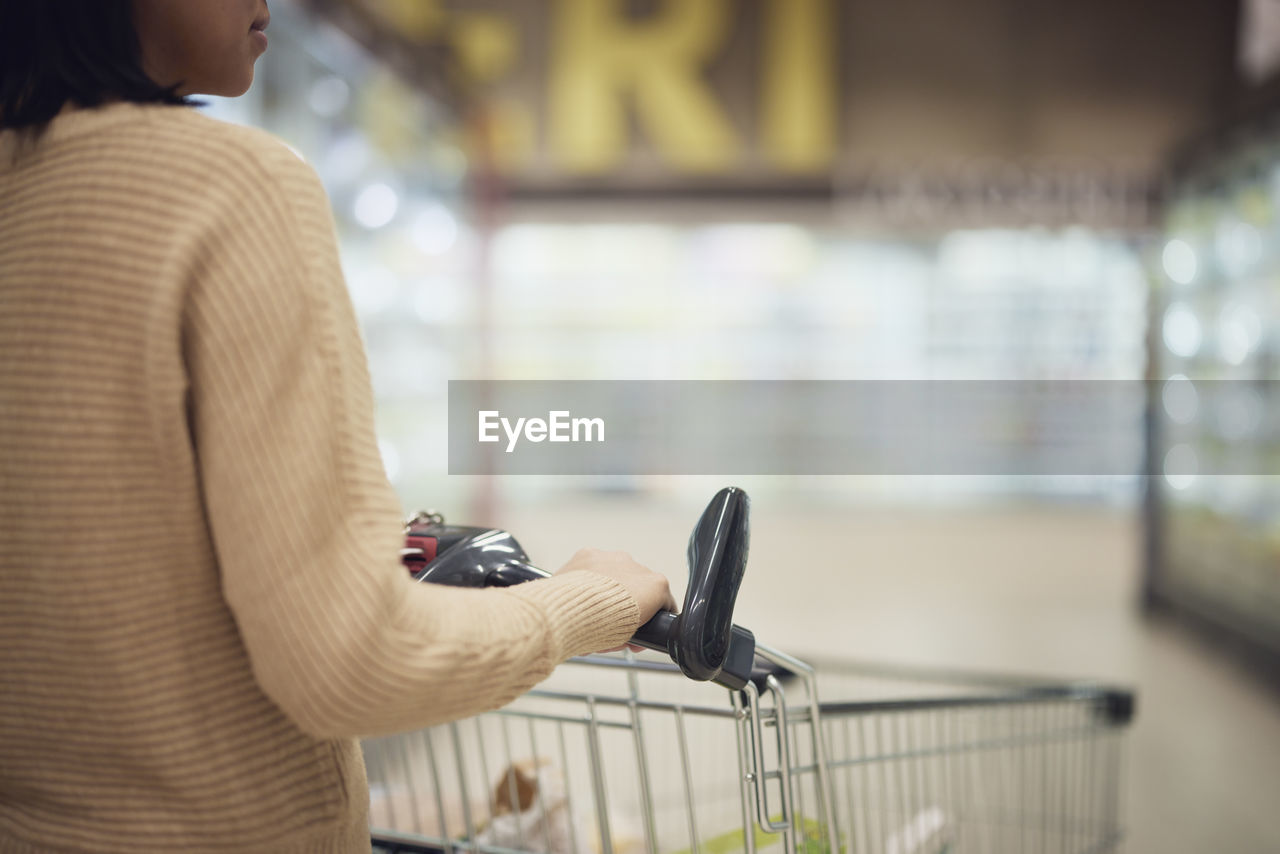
[182,130,641,738]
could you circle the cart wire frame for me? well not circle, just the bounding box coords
[367,644,1135,854]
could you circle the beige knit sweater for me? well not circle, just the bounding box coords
[0,103,640,854]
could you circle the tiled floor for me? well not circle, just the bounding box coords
[501,492,1280,854]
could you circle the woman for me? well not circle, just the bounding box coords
[0,2,675,852]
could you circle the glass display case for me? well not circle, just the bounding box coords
[1147,114,1280,661]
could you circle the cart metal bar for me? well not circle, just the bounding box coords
[815,687,1134,719]
[488,708,634,728]
[530,718,556,854]
[449,722,479,853]
[423,725,447,843]
[765,674,798,853]
[584,697,613,854]
[626,666,659,854]
[514,686,1134,726]
[556,655,1133,721]
[567,654,685,672]
[755,643,840,854]
[471,719,495,848]
[524,689,738,719]
[673,706,701,854]
[554,721,582,854]
[743,678,793,838]
[499,717,523,851]
[731,690,759,854]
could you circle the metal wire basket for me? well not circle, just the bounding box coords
[365,641,1134,854]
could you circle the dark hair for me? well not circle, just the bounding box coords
[0,0,194,133]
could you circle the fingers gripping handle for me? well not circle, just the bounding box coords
[495,487,757,689]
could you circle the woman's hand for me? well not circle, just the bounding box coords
[554,548,677,651]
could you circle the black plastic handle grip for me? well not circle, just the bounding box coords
[629,486,755,689]
[631,611,676,650]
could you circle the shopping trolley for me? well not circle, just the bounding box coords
[368,488,1135,854]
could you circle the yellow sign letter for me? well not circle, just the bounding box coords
[762,0,836,172]
[550,0,739,174]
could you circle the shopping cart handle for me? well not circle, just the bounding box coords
[629,487,755,690]
[404,486,756,690]
[632,615,756,691]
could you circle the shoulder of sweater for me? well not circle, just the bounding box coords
[98,106,341,260]
[142,105,319,185]
[0,103,321,210]
[110,107,338,291]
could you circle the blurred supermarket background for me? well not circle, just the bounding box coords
[212,1,1278,851]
